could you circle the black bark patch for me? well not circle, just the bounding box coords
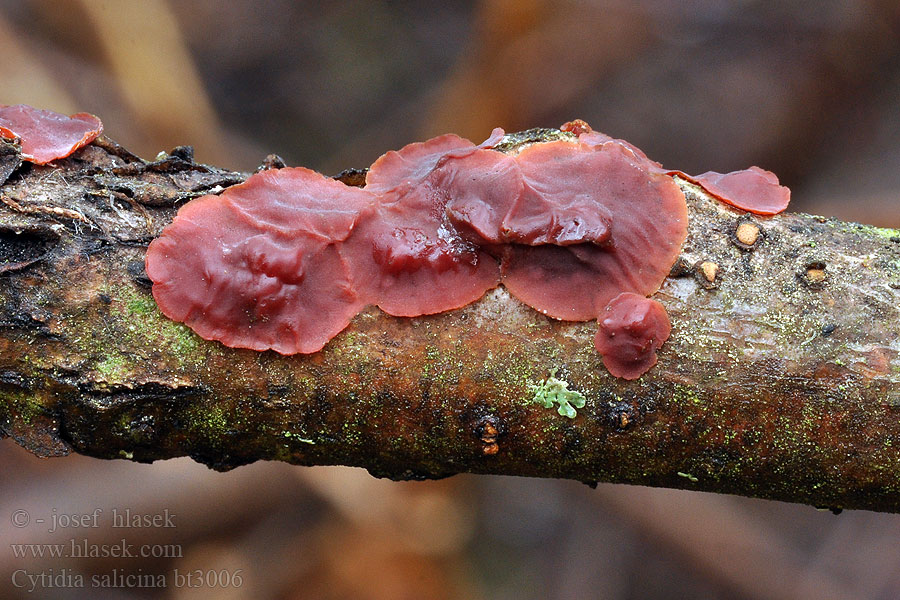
[0,138,22,185]
[0,227,60,274]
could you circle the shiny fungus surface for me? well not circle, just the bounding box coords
[0,104,102,165]
[145,167,373,354]
[147,124,693,367]
[350,134,503,317]
[594,292,671,380]
[498,140,688,320]
[364,127,504,194]
[562,120,790,216]
[684,167,790,215]
[442,145,613,247]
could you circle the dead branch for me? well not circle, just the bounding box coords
[1,131,899,512]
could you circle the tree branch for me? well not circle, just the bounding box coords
[1,132,899,512]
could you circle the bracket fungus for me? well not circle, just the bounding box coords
[0,104,102,165]
[145,119,791,380]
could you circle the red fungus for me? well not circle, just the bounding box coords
[365,127,504,194]
[147,123,689,374]
[681,167,790,216]
[343,208,501,317]
[498,140,688,320]
[561,120,791,216]
[594,292,671,380]
[145,167,374,354]
[442,147,613,247]
[365,133,476,193]
[346,137,502,316]
[563,120,660,166]
[0,104,102,165]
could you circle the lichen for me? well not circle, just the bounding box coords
[283,431,315,444]
[529,368,587,418]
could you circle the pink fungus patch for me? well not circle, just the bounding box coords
[684,167,790,216]
[0,104,102,165]
[364,128,503,195]
[594,292,671,380]
[350,135,503,317]
[442,144,613,247]
[146,123,697,375]
[561,120,790,216]
[345,212,500,317]
[145,167,373,355]
[497,140,687,320]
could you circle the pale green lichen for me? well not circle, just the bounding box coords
[283,431,315,444]
[529,369,586,418]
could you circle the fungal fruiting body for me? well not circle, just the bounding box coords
[561,120,792,217]
[491,140,686,320]
[145,168,372,354]
[680,167,790,216]
[345,131,503,317]
[147,120,790,379]
[594,293,672,380]
[0,104,103,164]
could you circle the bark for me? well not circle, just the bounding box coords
[1,131,899,512]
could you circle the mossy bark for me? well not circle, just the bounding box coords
[1,132,899,512]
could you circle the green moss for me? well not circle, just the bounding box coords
[0,388,46,428]
[671,384,702,405]
[183,402,232,450]
[529,368,587,418]
[95,352,128,379]
[868,225,900,242]
[104,282,204,368]
[124,292,156,316]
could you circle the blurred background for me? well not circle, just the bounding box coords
[1,1,899,598]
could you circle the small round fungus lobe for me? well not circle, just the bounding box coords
[686,166,790,216]
[145,167,374,354]
[559,119,593,136]
[594,292,671,380]
[0,104,102,165]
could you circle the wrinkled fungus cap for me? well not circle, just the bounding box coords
[0,104,102,164]
[145,167,373,354]
[364,128,504,195]
[684,167,790,216]
[594,292,671,379]
[500,140,688,320]
[343,209,501,317]
[351,133,503,316]
[561,119,789,216]
[442,144,613,247]
[147,123,693,363]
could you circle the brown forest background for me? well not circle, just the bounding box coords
[2,1,900,599]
